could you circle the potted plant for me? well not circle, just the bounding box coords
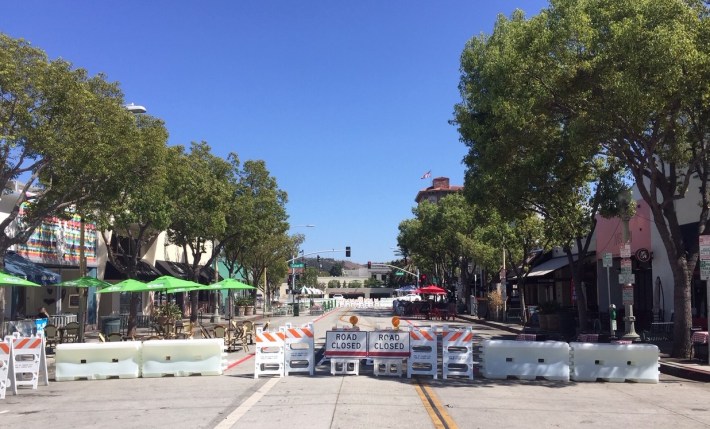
[154,302,182,324]
[236,297,254,316]
[538,301,561,331]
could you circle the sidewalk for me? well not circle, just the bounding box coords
[459,314,710,382]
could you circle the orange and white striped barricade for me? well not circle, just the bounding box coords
[407,327,438,379]
[325,329,367,375]
[7,334,49,394]
[281,323,315,376]
[368,330,409,377]
[0,338,10,399]
[441,327,474,380]
[254,328,286,379]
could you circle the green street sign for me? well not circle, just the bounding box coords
[395,271,405,276]
[289,262,305,268]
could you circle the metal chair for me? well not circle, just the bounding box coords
[44,324,59,349]
[62,321,79,343]
[242,320,254,345]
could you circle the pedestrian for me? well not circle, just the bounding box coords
[37,307,50,319]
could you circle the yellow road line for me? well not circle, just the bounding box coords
[414,379,458,429]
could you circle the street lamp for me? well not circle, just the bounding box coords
[618,188,640,341]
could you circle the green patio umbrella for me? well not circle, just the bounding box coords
[96,279,147,294]
[0,271,41,287]
[146,275,202,291]
[194,278,256,291]
[58,276,112,288]
[164,285,200,294]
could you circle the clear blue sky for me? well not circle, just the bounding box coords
[3,1,548,264]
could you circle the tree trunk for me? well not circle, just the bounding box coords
[671,256,693,358]
[127,293,140,338]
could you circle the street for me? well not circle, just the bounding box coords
[2,307,709,429]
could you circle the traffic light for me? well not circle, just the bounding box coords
[367,261,371,269]
[317,255,320,263]
[345,246,351,257]
[420,274,427,284]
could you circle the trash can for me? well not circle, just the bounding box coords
[101,316,121,336]
[293,303,300,317]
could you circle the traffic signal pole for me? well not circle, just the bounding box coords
[369,263,419,287]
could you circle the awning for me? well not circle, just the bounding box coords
[155,260,217,285]
[104,259,162,282]
[4,251,60,285]
[525,256,575,278]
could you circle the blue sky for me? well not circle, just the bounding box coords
[3,1,548,264]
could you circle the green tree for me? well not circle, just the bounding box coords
[94,115,173,337]
[0,34,146,321]
[329,262,344,277]
[226,160,290,305]
[453,0,710,356]
[327,279,341,288]
[165,142,232,323]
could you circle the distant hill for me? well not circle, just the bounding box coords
[302,257,361,273]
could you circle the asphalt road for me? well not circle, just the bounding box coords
[2,307,709,429]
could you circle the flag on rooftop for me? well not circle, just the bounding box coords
[421,170,431,179]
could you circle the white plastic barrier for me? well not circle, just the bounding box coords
[7,334,49,392]
[55,341,142,381]
[441,327,474,380]
[570,342,659,383]
[254,328,286,378]
[480,340,570,381]
[142,339,226,377]
[0,339,10,399]
[407,327,438,379]
[281,323,315,376]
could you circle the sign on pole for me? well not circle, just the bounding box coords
[620,244,631,258]
[289,262,305,268]
[701,260,710,281]
[602,252,612,268]
[622,284,634,305]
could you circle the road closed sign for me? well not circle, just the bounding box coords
[367,330,410,358]
[325,330,368,357]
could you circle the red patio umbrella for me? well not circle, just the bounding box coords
[415,285,447,295]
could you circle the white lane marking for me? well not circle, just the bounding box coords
[214,377,280,429]
[0,410,9,414]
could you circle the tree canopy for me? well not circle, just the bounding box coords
[453,0,710,356]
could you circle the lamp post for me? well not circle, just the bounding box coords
[618,188,640,341]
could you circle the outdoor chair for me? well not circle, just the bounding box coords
[213,325,227,345]
[44,324,59,349]
[230,324,249,352]
[62,321,79,343]
[242,320,254,344]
